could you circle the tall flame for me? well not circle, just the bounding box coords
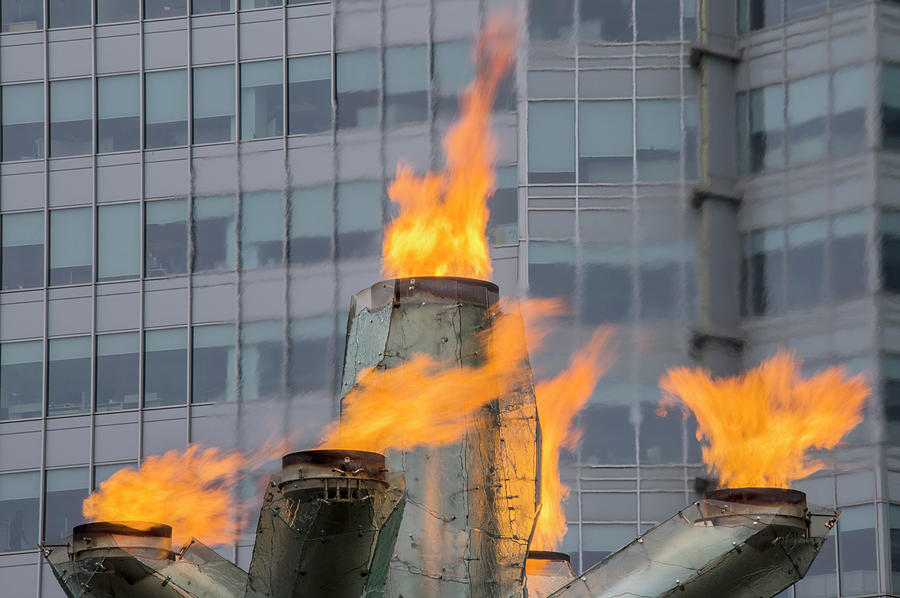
[531,328,615,551]
[659,350,869,488]
[381,13,516,279]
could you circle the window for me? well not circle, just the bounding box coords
[0,341,42,421]
[94,463,135,488]
[579,101,632,183]
[336,50,379,129]
[242,0,282,7]
[146,199,188,277]
[786,219,825,308]
[584,244,632,322]
[787,0,825,20]
[2,84,44,161]
[47,336,91,416]
[749,0,782,30]
[145,0,187,18]
[241,191,284,268]
[528,101,575,183]
[884,65,900,151]
[640,401,683,463]
[98,75,140,152]
[795,536,836,597]
[684,98,699,179]
[385,45,428,125]
[640,245,680,319]
[737,92,749,174]
[193,195,236,271]
[44,468,88,541]
[787,74,827,165]
[97,0,139,23]
[192,324,236,403]
[488,166,517,246]
[193,65,235,144]
[749,84,784,172]
[288,55,332,135]
[241,60,283,140]
[289,185,332,263]
[144,328,187,407]
[528,0,573,41]
[581,404,636,465]
[885,355,900,440]
[434,41,471,118]
[98,203,140,281]
[50,79,92,157]
[50,208,92,286]
[636,99,680,181]
[580,0,631,42]
[635,0,679,41]
[838,504,877,596]
[289,317,331,394]
[831,211,866,300]
[832,66,865,156]
[0,471,39,552]
[2,212,43,290]
[146,70,188,149]
[241,321,284,400]
[529,241,575,298]
[1,0,42,32]
[193,0,233,14]
[96,333,139,412]
[883,212,900,294]
[743,229,784,316]
[336,181,382,259]
[48,0,89,28]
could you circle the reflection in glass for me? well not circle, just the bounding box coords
[385,45,428,125]
[882,212,900,293]
[528,242,575,298]
[2,84,44,161]
[488,166,517,246]
[636,99,680,181]
[192,324,236,403]
[289,186,332,263]
[831,211,866,300]
[50,208,92,286]
[832,66,866,156]
[581,403,635,464]
[786,0,825,20]
[50,79,91,157]
[786,219,825,308]
[0,341,42,421]
[528,101,575,183]
[0,471,39,552]
[98,75,140,152]
[1,0,42,32]
[580,0,631,42]
[635,0,679,41]
[337,50,379,129]
[884,65,900,151]
[144,328,187,407]
[289,317,330,394]
[98,203,140,282]
[146,70,188,149]
[241,192,284,268]
[288,55,332,134]
[192,0,234,13]
[96,333,139,412]
[579,101,632,183]
[584,244,632,322]
[745,229,784,316]
[97,0,139,23]
[48,336,91,416]
[48,0,89,28]
[94,463,135,488]
[146,199,188,277]
[241,321,284,401]
[528,0,573,41]
[838,504,877,596]
[639,402,682,463]
[193,65,235,143]
[2,212,43,290]
[193,195,236,271]
[241,60,283,140]
[640,245,680,319]
[145,0,187,18]
[44,468,88,541]
[749,0,782,30]
[749,84,784,172]
[787,74,826,165]
[434,41,471,118]
[336,181,382,259]
[885,355,900,442]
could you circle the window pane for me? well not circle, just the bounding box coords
[241,60,283,140]
[193,65,235,143]
[0,471,40,552]
[832,66,866,157]
[488,166,517,246]
[529,0,573,41]
[831,211,866,300]
[98,203,140,281]
[885,65,900,151]
[528,101,575,183]
[750,0,782,30]
[241,191,284,268]
[2,84,44,161]
[892,504,900,593]
[146,70,188,149]
[2,212,43,290]
[0,341,42,421]
[44,468,88,541]
[192,0,234,13]
[241,0,282,7]
[144,328,187,407]
[145,0,187,18]
[748,228,785,315]
[736,92,749,174]
[192,324,236,403]
[337,50,379,129]
[884,212,900,293]
[786,0,824,20]
[640,245,680,319]
[581,403,635,464]
[434,41,471,118]
[795,535,836,597]
[96,333,139,412]
[529,241,575,298]
[289,317,331,394]
[241,321,284,401]
[635,0,679,41]
[94,463,135,488]
[750,84,784,172]
[288,55,332,135]
[786,219,825,309]
[289,185,332,263]
[580,0,631,42]
[579,101,632,183]
[48,0,89,28]
[50,208,92,286]
[637,99,680,181]
[2,0,42,32]
[385,45,427,125]
[193,195,236,271]
[838,504,878,596]
[787,74,827,165]
[584,244,632,321]
[50,79,92,157]
[146,199,188,277]
[47,336,91,416]
[97,0,139,23]
[336,181,382,259]
[98,74,140,152]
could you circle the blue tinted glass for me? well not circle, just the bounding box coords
[47,336,91,416]
[241,61,283,139]
[193,65,235,143]
[1,0,42,32]
[2,84,44,161]
[0,341,43,421]
[146,70,188,149]
[288,55,332,134]
[96,333,139,412]
[98,75,140,152]
[144,328,187,407]
[2,212,43,290]
[97,0,139,22]
[48,0,89,28]
[50,208,92,286]
[44,468,88,541]
[0,471,40,551]
[146,199,188,277]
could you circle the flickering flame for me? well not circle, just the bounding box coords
[82,442,287,546]
[531,328,615,551]
[381,13,516,279]
[659,350,869,488]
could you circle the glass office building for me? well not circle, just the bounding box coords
[0,0,894,596]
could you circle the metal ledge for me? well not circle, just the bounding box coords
[691,186,743,210]
[689,43,743,67]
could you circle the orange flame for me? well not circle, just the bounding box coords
[531,328,615,551]
[381,13,516,279]
[82,442,288,546]
[659,350,869,488]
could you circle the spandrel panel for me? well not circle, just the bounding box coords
[43,467,88,542]
[0,471,40,553]
[47,336,91,416]
[1,212,43,291]
[96,332,140,412]
[146,199,189,277]
[0,341,43,421]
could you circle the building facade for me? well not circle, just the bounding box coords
[0,0,894,596]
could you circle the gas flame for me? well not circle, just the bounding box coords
[82,442,288,546]
[659,350,869,488]
[381,13,516,279]
[531,328,615,551]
